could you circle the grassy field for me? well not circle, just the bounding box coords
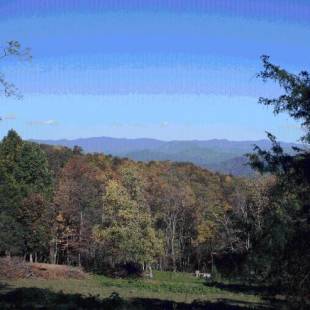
[0,271,278,309]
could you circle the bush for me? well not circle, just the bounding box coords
[110,262,144,278]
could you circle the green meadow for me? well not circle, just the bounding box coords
[0,271,278,309]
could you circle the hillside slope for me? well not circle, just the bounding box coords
[33,137,299,176]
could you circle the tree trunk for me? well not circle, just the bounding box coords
[171,217,177,272]
[78,211,83,267]
[54,241,58,264]
[148,265,153,278]
[78,253,81,267]
[67,236,69,265]
[29,253,33,263]
[49,245,54,264]
[211,253,215,274]
[49,237,58,264]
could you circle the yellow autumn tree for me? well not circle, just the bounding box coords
[93,180,163,266]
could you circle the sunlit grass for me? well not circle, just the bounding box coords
[2,271,264,306]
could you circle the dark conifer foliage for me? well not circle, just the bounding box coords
[248,56,310,304]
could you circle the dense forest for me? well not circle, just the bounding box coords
[1,129,258,273]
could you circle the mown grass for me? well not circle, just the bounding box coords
[98,271,230,297]
[1,271,269,307]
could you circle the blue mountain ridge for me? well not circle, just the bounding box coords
[32,137,301,176]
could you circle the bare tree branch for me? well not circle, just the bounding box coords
[0,40,32,99]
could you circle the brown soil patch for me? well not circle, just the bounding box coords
[0,257,86,280]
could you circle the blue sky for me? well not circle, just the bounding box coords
[0,0,309,141]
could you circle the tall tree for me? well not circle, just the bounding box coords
[52,156,102,265]
[248,56,310,303]
[0,130,52,259]
[94,179,163,269]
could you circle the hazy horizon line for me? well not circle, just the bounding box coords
[29,135,301,145]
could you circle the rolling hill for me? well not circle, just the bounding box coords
[33,137,300,176]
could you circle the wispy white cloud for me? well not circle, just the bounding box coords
[279,123,302,131]
[160,121,169,128]
[4,114,17,120]
[28,119,59,126]
[110,122,146,128]
[0,114,17,121]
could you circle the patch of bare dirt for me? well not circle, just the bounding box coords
[0,257,86,280]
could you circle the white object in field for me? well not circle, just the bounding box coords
[202,273,211,279]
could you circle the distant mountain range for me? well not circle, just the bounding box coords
[32,137,300,176]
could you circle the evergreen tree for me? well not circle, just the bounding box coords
[248,56,310,303]
[0,130,52,259]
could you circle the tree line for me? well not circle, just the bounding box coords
[1,127,275,276]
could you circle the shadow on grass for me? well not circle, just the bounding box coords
[204,281,278,296]
[0,282,11,293]
[0,286,274,309]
